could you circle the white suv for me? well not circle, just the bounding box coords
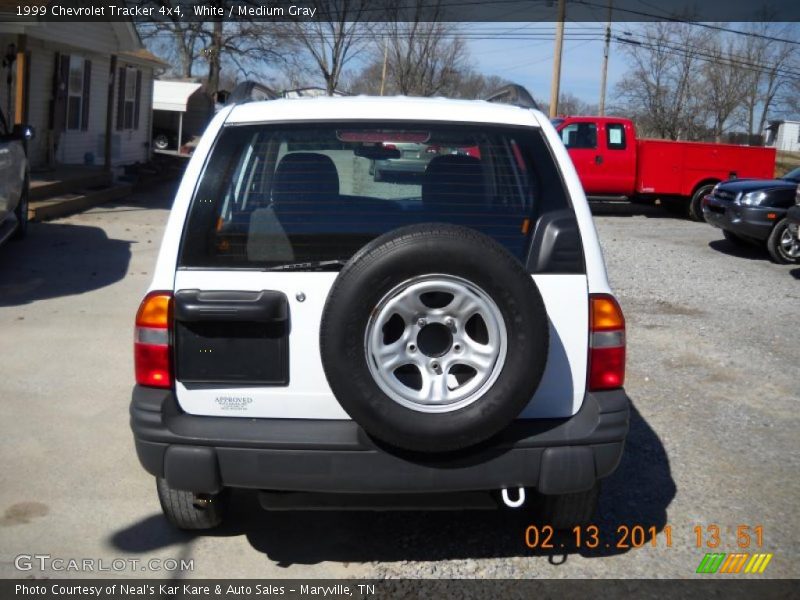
[130,95,629,530]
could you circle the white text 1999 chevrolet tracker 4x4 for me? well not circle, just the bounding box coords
[130,95,629,530]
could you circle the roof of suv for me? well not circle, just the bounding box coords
[225,96,545,128]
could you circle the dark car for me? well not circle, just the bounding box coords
[703,167,800,264]
[787,185,800,248]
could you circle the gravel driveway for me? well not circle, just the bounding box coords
[0,188,797,579]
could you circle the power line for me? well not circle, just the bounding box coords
[616,36,800,82]
[577,0,800,46]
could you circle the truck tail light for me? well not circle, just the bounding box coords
[134,291,173,388]
[588,294,625,391]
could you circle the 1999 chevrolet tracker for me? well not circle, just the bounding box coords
[130,95,629,530]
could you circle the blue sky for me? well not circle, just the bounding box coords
[464,22,629,106]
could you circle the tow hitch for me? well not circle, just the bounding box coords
[500,487,526,508]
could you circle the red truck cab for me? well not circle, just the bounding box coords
[554,116,776,220]
[556,117,636,196]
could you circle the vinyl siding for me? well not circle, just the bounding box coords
[2,24,154,169]
[109,62,153,167]
[775,122,800,153]
[57,54,110,166]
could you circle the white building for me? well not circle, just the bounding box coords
[765,120,800,153]
[0,17,165,171]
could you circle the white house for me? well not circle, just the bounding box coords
[765,120,800,153]
[0,15,165,171]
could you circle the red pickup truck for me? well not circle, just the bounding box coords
[553,116,776,220]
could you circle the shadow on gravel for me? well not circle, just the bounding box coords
[0,222,132,306]
[789,268,800,280]
[707,239,769,262]
[86,181,179,215]
[110,401,675,567]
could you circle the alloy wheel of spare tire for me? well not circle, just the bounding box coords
[320,224,550,453]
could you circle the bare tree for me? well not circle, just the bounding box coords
[277,0,372,95]
[204,20,284,95]
[736,22,797,136]
[701,34,748,142]
[450,72,509,100]
[137,2,284,96]
[555,92,598,116]
[348,56,508,100]
[614,23,707,140]
[780,76,800,119]
[377,1,467,97]
[138,2,205,78]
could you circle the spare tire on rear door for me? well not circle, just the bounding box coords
[320,224,550,453]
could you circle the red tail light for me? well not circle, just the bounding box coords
[134,291,173,388]
[588,294,625,391]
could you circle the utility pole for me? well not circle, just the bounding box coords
[598,0,612,115]
[548,0,566,119]
[379,37,388,96]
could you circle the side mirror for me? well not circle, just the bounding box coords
[12,124,35,141]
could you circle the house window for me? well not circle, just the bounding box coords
[117,66,141,131]
[124,67,136,129]
[67,56,85,130]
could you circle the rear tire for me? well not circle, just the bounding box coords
[529,483,600,530]
[766,218,800,264]
[11,179,29,241]
[689,184,715,222]
[156,477,227,530]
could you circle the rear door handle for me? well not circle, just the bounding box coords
[174,289,289,323]
[594,155,603,165]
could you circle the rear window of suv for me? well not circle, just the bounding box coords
[180,122,566,269]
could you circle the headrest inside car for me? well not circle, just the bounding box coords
[422,155,486,208]
[273,152,340,205]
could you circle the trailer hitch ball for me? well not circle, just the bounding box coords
[501,487,526,508]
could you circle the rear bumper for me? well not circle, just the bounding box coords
[703,196,784,240]
[130,386,629,496]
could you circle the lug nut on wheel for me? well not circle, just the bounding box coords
[417,318,427,327]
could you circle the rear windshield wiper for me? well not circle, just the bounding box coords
[264,259,348,272]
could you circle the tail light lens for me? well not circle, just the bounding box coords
[588,294,625,391]
[134,291,173,388]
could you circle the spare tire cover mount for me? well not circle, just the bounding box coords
[319,224,549,453]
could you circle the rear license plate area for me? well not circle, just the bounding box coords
[175,320,289,386]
